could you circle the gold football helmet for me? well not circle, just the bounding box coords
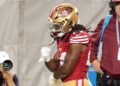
[48,3,78,38]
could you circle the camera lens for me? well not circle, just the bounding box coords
[3,60,13,71]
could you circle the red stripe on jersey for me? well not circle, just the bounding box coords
[70,31,90,44]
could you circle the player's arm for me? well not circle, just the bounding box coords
[39,47,60,72]
[45,56,60,72]
[53,43,86,79]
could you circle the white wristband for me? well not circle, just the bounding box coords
[38,56,51,62]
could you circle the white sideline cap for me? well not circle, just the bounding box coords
[0,51,10,64]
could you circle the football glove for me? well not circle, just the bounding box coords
[39,46,51,62]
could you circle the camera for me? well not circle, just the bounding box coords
[0,60,13,71]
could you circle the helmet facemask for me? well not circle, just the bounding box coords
[49,22,65,38]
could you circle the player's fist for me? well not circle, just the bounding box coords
[41,47,50,57]
[39,46,51,62]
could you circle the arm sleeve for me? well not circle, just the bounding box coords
[69,31,91,44]
[13,74,19,86]
[90,19,104,62]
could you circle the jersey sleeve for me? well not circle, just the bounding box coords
[69,31,91,44]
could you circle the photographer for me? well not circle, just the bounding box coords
[0,51,19,86]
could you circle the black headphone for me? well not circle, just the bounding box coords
[109,0,115,14]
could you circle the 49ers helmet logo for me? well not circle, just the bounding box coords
[58,7,72,17]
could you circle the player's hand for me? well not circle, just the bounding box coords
[49,74,59,86]
[39,46,51,62]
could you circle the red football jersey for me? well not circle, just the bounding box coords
[55,31,91,82]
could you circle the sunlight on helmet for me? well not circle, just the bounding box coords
[48,3,78,38]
